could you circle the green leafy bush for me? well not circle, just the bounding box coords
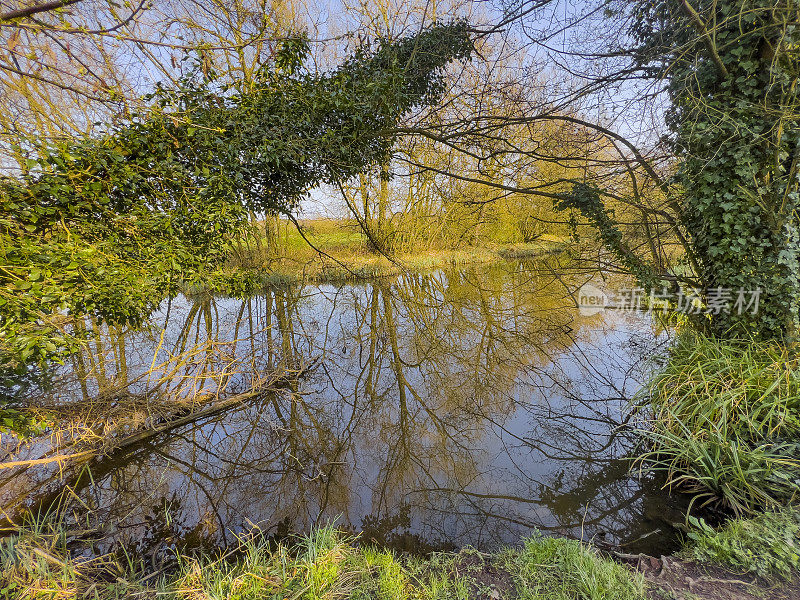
[685,508,800,580]
[0,23,473,368]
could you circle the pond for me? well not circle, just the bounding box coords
[0,258,689,556]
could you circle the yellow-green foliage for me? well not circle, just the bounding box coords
[224,216,566,286]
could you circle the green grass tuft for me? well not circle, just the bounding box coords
[635,331,800,515]
[500,534,645,600]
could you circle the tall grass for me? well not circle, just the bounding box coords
[0,509,150,599]
[635,331,800,515]
[171,524,362,600]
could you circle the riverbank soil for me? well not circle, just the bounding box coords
[428,550,800,600]
[623,553,800,600]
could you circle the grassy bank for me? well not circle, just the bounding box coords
[5,509,800,600]
[635,506,800,600]
[1,520,644,600]
[224,219,568,285]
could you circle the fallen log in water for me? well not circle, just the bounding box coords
[0,359,318,473]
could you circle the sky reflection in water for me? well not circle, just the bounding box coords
[1,259,688,555]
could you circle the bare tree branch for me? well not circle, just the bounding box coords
[678,0,730,78]
[0,0,82,22]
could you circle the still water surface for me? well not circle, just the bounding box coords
[2,259,688,555]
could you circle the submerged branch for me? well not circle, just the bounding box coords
[0,359,318,472]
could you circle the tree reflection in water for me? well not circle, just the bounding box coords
[1,259,687,555]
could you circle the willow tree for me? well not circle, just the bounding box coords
[0,21,473,365]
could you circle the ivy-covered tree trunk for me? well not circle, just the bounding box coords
[0,22,473,365]
[633,0,800,339]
